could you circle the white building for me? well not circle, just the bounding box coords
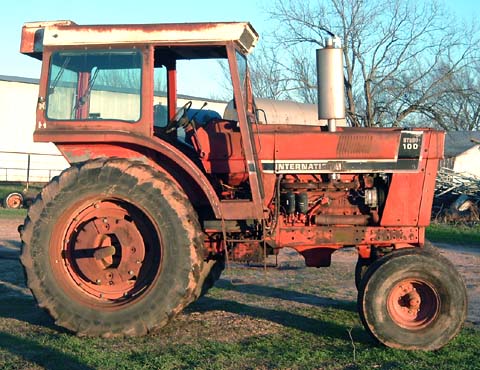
[0,75,68,183]
[442,131,480,178]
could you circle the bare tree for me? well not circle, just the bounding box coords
[249,44,292,100]
[249,43,318,103]
[263,0,480,128]
[420,61,480,130]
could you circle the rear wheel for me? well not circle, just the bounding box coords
[21,159,204,337]
[357,247,467,350]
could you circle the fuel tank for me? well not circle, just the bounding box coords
[223,98,348,126]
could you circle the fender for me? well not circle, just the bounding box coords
[34,129,222,218]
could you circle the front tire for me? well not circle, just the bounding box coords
[357,247,467,350]
[354,257,371,290]
[197,256,225,297]
[21,159,204,337]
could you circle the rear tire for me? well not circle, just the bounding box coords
[357,247,467,350]
[21,158,205,337]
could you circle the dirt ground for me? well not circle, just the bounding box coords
[0,216,478,330]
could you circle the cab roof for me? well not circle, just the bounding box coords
[21,20,259,60]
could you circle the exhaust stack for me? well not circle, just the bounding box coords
[316,37,345,132]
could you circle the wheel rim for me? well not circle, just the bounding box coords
[51,198,161,309]
[6,193,23,209]
[387,279,440,330]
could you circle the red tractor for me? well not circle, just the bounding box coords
[19,20,466,350]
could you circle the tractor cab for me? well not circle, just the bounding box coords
[21,20,258,132]
[21,20,265,218]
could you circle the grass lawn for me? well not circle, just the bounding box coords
[0,208,27,219]
[0,274,478,370]
[426,222,480,245]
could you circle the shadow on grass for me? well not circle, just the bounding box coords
[215,279,357,312]
[0,331,93,370]
[0,239,21,260]
[190,295,370,345]
[0,257,57,330]
[0,294,57,329]
[0,258,93,369]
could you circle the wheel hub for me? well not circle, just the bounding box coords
[387,279,440,330]
[54,200,158,303]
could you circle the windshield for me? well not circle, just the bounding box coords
[46,50,142,122]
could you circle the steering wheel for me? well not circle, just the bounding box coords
[165,101,192,133]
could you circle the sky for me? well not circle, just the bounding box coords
[1,0,271,80]
[1,0,478,81]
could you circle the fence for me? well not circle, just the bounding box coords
[0,150,68,187]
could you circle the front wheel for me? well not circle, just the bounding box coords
[357,247,467,350]
[21,159,205,337]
